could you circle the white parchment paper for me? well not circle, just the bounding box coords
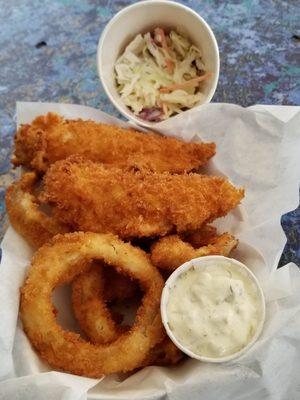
[0,102,299,400]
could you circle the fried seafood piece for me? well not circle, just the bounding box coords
[5,172,68,247]
[151,232,238,271]
[41,156,244,239]
[12,112,216,173]
[72,265,183,366]
[20,232,165,377]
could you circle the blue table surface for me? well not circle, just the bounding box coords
[0,0,299,266]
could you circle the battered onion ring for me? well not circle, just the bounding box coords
[72,264,124,344]
[102,266,138,302]
[144,337,183,366]
[72,265,183,366]
[151,233,238,271]
[20,232,164,377]
[5,172,68,247]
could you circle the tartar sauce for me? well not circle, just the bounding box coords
[166,261,263,358]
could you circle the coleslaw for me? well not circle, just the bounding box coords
[114,28,211,122]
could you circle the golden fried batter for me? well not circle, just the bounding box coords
[20,232,165,377]
[5,172,68,247]
[41,156,244,239]
[72,265,183,366]
[182,225,217,247]
[151,232,238,271]
[13,113,215,173]
[72,265,122,344]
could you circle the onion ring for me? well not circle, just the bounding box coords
[72,265,183,366]
[72,264,125,344]
[143,337,183,366]
[20,232,165,377]
[151,232,238,271]
[102,266,138,302]
[5,172,68,247]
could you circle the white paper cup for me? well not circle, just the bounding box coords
[161,256,266,363]
[97,0,219,128]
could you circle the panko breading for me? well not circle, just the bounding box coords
[151,233,238,271]
[9,108,246,376]
[20,232,165,377]
[72,265,183,366]
[182,225,217,247]
[41,156,244,239]
[12,113,216,173]
[72,265,123,344]
[5,172,68,247]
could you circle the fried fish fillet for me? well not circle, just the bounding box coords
[41,156,244,239]
[12,113,215,173]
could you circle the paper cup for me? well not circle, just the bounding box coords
[97,0,219,128]
[161,256,266,363]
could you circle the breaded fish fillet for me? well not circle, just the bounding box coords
[12,113,215,173]
[41,156,244,239]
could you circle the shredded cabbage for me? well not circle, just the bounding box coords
[114,28,210,122]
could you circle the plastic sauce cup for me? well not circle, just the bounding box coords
[161,255,266,363]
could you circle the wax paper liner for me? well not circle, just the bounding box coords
[0,102,299,400]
